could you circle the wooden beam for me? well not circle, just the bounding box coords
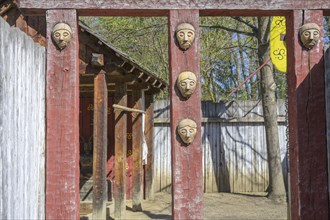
[17,0,330,16]
[168,10,203,219]
[45,9,79,219]
[132,89,143,211]
[92,73,108,220]
[91,53,104,67]
[113,104,145,114]
[144,94,154,200]
[287,10,329,220]
[114,82,128,219]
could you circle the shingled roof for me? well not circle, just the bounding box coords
[78,21,167,95]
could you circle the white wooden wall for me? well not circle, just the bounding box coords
[153,100,288,193]
[0,18,46,219]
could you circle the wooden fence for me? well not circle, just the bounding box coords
[0,18,46,219]
[153,100,288,193]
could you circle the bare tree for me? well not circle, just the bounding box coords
[257,17,286,202]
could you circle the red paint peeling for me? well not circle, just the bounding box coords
[46,10,80,220]
[287,10,329,220]
[169,10,204,219]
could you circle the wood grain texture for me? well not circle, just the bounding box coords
[17,0,330,12]
[45,9,80,220]
[168,10,203,220]
[325,47,330,217]
[286,10,329,220]
[132,89,143,211]
[0,17,46,220]
[92,73,108,219]
[114,82,128,219]
[144,95,155,199]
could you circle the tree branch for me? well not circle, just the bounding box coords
[200,25,255,37]
[232,16,258,35]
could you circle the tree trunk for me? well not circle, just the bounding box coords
[257,17,286,202]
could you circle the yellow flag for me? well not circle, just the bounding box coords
[270,16,287,73]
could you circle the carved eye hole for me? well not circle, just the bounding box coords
[179,32,184,38]
[187,32,193,38]
[180,129,187,135]
[303,32,310,38]
[54,32,60,38]
[63,32,69,37]
[189,81,195,86]
[180,82,187,87]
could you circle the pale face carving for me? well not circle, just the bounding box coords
[177,71,197,98]
[177,118,198,145]
[299,23,320,50]
[51,23,73,50]
[176,23,195,50]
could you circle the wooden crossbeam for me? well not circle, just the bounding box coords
[17,0,330,15]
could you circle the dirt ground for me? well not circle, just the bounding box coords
[81,192,288,220]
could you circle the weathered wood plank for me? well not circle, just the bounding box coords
[153,100,288,194]
[0,17,45,220]
[325,46,330,211]
[144,95,154,199]
[132,89,143,211]
[17,0,330,15]
[287,10,329,220]
[114,82,128,219]
[92,73,108,219]
[169,10,204,219]
[45,9,80,220]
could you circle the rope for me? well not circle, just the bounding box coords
[225,57,271,99]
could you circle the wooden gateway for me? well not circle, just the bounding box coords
[1,0,330,219]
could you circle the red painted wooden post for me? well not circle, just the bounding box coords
[168,10,204,219]
[114,82,128,219]
[144,94,154,200]
[93,73,108,219]
[287,10,329,219]
[132,89,143,211]
[46,10,80,219]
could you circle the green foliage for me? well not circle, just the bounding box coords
[200,17,259,101]
[80,16,288,101]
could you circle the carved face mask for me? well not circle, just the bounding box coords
[176,23,195,50]
[299,23,320,50]
[51,23,72,50]
[177,71,197,98]
[177,118,197,145]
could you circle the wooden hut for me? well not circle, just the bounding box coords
[1,0,167,217]
[77,21,167,201]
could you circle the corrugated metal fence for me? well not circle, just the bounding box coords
[153,100,288,193]
[0,18,46,219]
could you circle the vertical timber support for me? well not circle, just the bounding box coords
[114,82,128,219]
[132,89,143,211]
[144,94,154,200]
[168,10,204,219]
[93,73,108,219]
[45,10,80,219]
[287,10,329,219]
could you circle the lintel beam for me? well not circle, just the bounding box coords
[17,0,330,16]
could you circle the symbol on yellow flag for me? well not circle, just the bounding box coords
[270,16,287,73]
